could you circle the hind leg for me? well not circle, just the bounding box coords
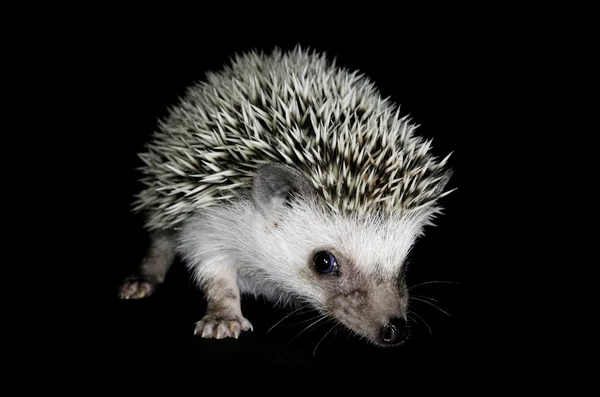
[119,231,175,299]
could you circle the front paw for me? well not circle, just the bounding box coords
[194,315,253,339]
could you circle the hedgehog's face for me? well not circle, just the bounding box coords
[306,247,411,347]
[253,163,425,347]
[266,203,419,347]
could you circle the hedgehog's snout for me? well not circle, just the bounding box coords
[381,317,408,345]
[328,278,410,347]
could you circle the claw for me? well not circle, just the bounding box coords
[216,323,229,339]
[194,316,253,339]
[118,277,156,300]
[230,321,241,338]
[201,323,214,338]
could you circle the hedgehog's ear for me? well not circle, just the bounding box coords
[252,163,314,218]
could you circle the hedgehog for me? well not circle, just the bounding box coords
[118,45,454,347]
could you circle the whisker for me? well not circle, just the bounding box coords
[409,280,458,291]
[267,304,311,333]
[313,324,338,356]
[410,297,451,316]
[286,312,328,327]
[407,313,417,324]
[412,294,440,303]
[408,310,432,335]
[288,314,329,344]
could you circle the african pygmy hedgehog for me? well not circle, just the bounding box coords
[119,45,454,347]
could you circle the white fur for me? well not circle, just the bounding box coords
[175,194,431,310]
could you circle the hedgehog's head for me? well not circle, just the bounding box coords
[253,163,446,347]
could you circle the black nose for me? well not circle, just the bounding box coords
[381,317,407,345]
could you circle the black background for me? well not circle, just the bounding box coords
[19,6,587,391]
[70,18,502,390]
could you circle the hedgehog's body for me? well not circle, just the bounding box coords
[119,46,453,347]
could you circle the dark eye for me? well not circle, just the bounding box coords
[313,251,338,274]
